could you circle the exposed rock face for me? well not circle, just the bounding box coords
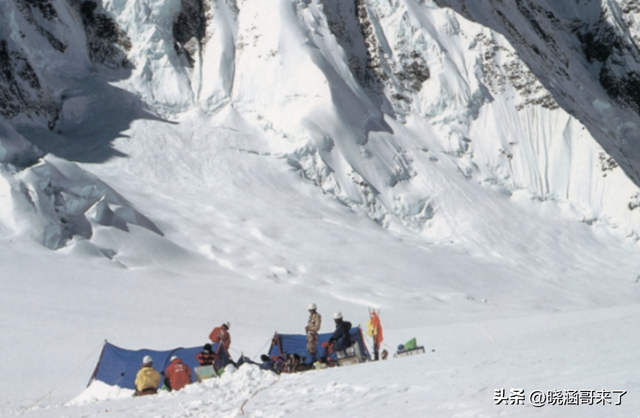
[74,0,132,69]
[574,4,640,115]
[0,0,134,128]
[16,0,67,52]
[323,0,386,91]
[323,0,430,116]
[0,39,58,127]
[173,0,208,67]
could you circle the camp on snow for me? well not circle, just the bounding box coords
[88,341,232,389]
[268,326,370,365]
[86,322,391,391]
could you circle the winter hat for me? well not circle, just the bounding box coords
[224,322,231,329]
[204,343,212,353]
[308,303,317,310]
[170,356,178,362]
[333,311,343,320]
[142,355,153,364]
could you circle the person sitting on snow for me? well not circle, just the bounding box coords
[209,322,231,349]
[328,311,351,356]
[196,343,217,366]
[164,355,192,391]
[259,354,275,372]
[134,355,161,396]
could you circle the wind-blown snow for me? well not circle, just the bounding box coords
[2,0,640,417]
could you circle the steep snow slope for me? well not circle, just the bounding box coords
[2,0,640,247]
[90,0,640,240]
[435,0,640,189]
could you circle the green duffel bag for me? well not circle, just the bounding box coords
[403,338,417,351]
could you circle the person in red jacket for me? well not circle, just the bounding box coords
[164,356,192,391]
[209,322,231,348]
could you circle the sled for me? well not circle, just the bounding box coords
[394,346,426,358]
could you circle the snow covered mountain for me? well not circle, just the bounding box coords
[3,0,640,417]
[3,0,640,251]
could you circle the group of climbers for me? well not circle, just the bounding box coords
[255,304,355,373]
[134,355,193,396]
[134,323,231,396]
[133,307,365,395]
[306,303,353,360]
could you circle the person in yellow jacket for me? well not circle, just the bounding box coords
[134,355,161,396]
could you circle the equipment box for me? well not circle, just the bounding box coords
[336,344,359,359]
[336,342,365,365]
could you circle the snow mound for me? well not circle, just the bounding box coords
[67,381,134,405]
[69,364,280,414]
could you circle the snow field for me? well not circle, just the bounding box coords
[13,301,640,418]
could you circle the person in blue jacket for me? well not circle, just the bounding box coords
[328,311,352,353]
[259,354,275,372]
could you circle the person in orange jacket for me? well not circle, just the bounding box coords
[209,322,231,348]
[134,355,161,396]
[164,356,192,391]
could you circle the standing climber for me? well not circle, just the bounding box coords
[134,355,161,396]
[305,303,322,362]
[328,311,351,356]
[209,322,231,349]
[164,356,192,391]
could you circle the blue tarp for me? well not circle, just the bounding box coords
[90,341,231,389]
[268,326,370,363]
